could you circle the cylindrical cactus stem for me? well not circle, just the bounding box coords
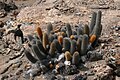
[49,42,56,57]
[98,24,102,38]
[66,23,72,37]
[25,49,38,63]
[63,38,71,52]
[76,37,82,53]
[49,34,54,44]
[27,34,34,42]
[53,39,62,53]
[36,40,47,55]
[42,32,49,49]
[36,27,43,40]
[89,12,97,33]
[70,40,76,55]
[32,44,46,60]
[83,24,89,36]
[58,35,63,45]
[72,30,77,35]
[31,39,37,44]
[53,33,58,39]
[77,27,83,36]
[64,51,72,61]
[72,51,80,65]
[93,11,102,38]
[81,34,89,56]
[47,22,53,35]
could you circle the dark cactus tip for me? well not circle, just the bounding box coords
[89,12,97,33]
[47,22,53,35]
[77,27,83,36]
[66,23,72,37]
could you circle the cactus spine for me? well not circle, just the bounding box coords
[65,51,72,61]
[81,34,89,56]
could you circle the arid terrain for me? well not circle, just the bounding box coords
[0,0,120,80]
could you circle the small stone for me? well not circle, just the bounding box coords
[115,69,120,77]
[64,61,71,66]
[87,51,103,61]
[65,65,78,75]
[115,43,120,47]
[24,64,32,70]
[0,74,9,80]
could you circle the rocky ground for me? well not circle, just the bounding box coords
[0,0,120,80]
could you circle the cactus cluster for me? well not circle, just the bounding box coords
[25,11,102,74]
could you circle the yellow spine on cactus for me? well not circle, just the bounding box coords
[36,27,42,38]
[58,36,63,44]
[89,34,96,44]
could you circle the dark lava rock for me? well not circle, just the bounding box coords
[0,10,7,18]
[87,51,103,61]
[65,65,79,75]
[115,68,120,77]
[72,73,87,80]
[0,1,6,10]
[4,2,18,12]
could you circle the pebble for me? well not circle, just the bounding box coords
[64,61,71,66]
[115,43,120,47]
